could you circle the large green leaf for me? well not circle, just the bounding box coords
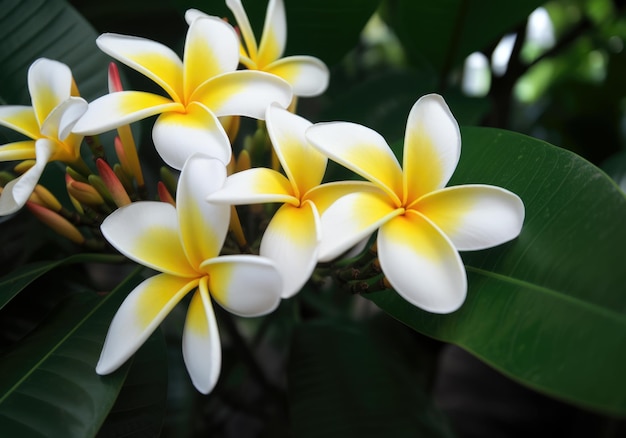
[369,127,626,416]
[382,0,545,73]
[97,330,168,437]
[0,0,111,105]
[0,254,124,311]
[0,267,143,437]
[288,318,455,438]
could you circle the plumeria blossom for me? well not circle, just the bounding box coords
[186,0,329,97]
[0,58,87,215]
[97,155,282,393]
[306,94,525,314]
[207,103,372,298]
[73,14,292,170]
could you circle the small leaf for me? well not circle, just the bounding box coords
[368,127,626,416]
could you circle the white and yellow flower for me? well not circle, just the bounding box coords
[97,155,282,393]
[73,15,292,170]
[186,0,329,97]
[306,94,525,313]
[0,58,87,215]
[207,103,370,298]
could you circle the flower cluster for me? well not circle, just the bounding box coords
[0,0,524,394]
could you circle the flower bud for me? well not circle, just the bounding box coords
[33,185,62,212]
[26,201,85,245]
[96,159,131,207]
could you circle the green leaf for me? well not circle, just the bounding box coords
[0,254,125,311]
[97,330,168,437]
[0,0,111,105]
[288,318,455,438]
[0,267,143,437]
[368,127,626,416]
[382,0,544,73]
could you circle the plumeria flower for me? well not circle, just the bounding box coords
[0,58,88,215]
[73,15,292,170]
[306,94,525,313]
[207,103,372,298]
[186,0,329,97]
[97,155,282,393]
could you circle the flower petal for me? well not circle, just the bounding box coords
[184,8,211,25]
[96,33,184,101]
[414,184,525,251]
[73,91,182,135]
[266,56,329,97]
[100,201,198,277]
[206,167,297,205]
[306,122,403,204]
[40,96,87,142]
[182,277,221,394]
[305,180,382,215]
[403,94,461,203]
[378,210,466,314]
[201,255,282,317]
[0,106,41,140]
[0,139,53,215]
[266,103,325,196]
[257,0,286,68]
[178,155,229,267]
[225,0,258,60]
[0,141,36,162]
[28,58,72,127]
[317,190,402,262]
[192,70,292,119]
[183,15,240,102]
[97,274,198,374]
[152,101,231,169]
[260,201,320,298]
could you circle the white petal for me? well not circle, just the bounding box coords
[0,139,53,215]
[0,106,40,140]
[378,210,466,314]
[257,0,287,67]
[152,101,231,169]
[207,167,297,205]
[414,184,525,251]
[192,70,292,119]
[184,8,211,25]
[226,0,258,59]
[178,155,230,267]
[260,201,320,298]
[183,15,240,101]
[73,91,182,135]
[266,56,329,97]
[306,122,403,203]
[101,202,198,277]
[40,97,88,141]
[96,33,184,101]
[265,103,325,196]
[403,94,461,202]
[28,58,72,126]
[318,191,402,262]
[201,255,282,317]
[182,277,221,394]
[97,274,198,374]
